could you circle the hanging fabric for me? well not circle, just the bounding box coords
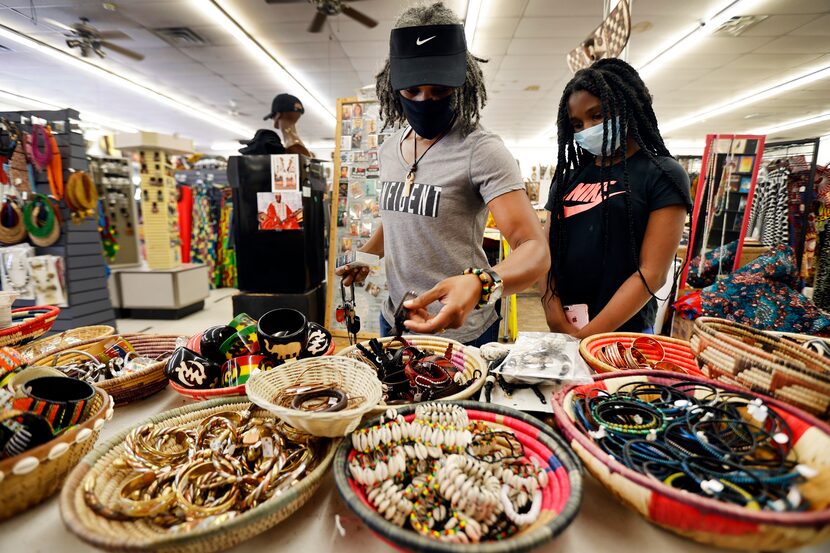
[178,185,193,264]
[748,166,789,247]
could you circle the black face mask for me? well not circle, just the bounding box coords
[399,95,455,139]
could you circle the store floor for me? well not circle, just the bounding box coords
[3,291,823,553]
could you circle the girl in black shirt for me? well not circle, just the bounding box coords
[542,58,691,336]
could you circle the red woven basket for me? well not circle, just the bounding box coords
[0,306,60,347]
[334,401,584,553]
[579,332,702,376]
[552,370,830,551]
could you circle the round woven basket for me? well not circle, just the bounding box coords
[338,335,488,415]
[60,397,337,553]
[579,332,702,376]
[246,356,382,437]
[31,333,184,406]
[0,305,60,347]
[20,325,116,363]
[0,387,113,520]
[691,317,830,419]
[334,400,584,552]
[552,370,830,551]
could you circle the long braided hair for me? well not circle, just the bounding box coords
[546,58,688,303]
[375,2,488,136]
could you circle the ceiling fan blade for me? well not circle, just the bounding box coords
[42,17,78,34]
[308,11,327,33]
[97,30,131,40]
[341,5,378,28]
[100,40,145,61]
[264,0,305,3]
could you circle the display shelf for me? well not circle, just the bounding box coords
[109,263,209,319]
[0,109,117,334]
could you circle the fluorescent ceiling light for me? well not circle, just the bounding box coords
[465,0,482,51]
[200,0,336,123]
[0,89,138,133]
[752,111,830,135]
[662,64,830,134]
[0,24,253,137]
[637,0,766,80]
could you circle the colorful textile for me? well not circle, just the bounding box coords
[686,239,738,288]
[675,244,830,335]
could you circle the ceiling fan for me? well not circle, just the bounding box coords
[45,16,145,61]
[264,0,378,33]
[226,99,251,118]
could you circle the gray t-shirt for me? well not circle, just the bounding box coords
[378,121,524,343]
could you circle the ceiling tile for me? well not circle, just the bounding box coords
[507,37,576,56]
[514,17,599,38]
[340,41,387,58]
[737,14,815,36]
[524,0,601,17]
[693,36,776,55]
[789,14,830,36]
[475,18,520,40]
[480,0,530,19]
[753,35,830,54]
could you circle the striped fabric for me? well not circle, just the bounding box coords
[749,167,790,247]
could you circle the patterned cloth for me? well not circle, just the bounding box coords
[190,186,216,283]
[748,167,789,247]
[686,239,739,288]
[675,244,830,334]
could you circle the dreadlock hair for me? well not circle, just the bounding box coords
[375,2,487,136]
[546,58,688,306]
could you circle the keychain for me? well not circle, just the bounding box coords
[336,280,360,344]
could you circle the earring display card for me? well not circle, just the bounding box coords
[325,99,397,337]
[28,254,68,307]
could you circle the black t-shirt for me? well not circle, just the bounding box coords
[545,150,691,331]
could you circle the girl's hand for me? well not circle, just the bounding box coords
[403,274,482,334]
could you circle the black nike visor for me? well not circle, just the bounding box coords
[389,24,467,91]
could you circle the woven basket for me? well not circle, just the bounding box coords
[60,397,337,553]
[338,335,487,415]
[579,332,702,376]
[691,317,830,419]
[20,325,116,363]
[334,400,584,552]
[0,305,60,347]
[169,381,246,401]
[246,356,382,437]
[553,370,830,551]
[32,333,184,406]
[0,387,113,520]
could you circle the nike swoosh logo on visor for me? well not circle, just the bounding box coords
[563,190,626,218]
[416,36,436,46]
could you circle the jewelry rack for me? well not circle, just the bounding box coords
[0,108,116,333]
[87,155,141,268]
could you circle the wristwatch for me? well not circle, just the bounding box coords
[481,268,503,305]
[464,267,503,309]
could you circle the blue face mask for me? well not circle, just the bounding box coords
[574,116,622,156]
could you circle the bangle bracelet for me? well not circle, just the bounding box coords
[290,388,348,412]
[116,472,176,518]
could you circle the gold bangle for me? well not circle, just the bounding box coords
[116,472,176,518]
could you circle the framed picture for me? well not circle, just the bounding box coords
[738,156,755,174]
[739,176,752,193]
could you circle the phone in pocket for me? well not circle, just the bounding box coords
[563,304,589,330]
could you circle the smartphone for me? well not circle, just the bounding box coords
[563,304,589,330]
[393,290,418,336]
